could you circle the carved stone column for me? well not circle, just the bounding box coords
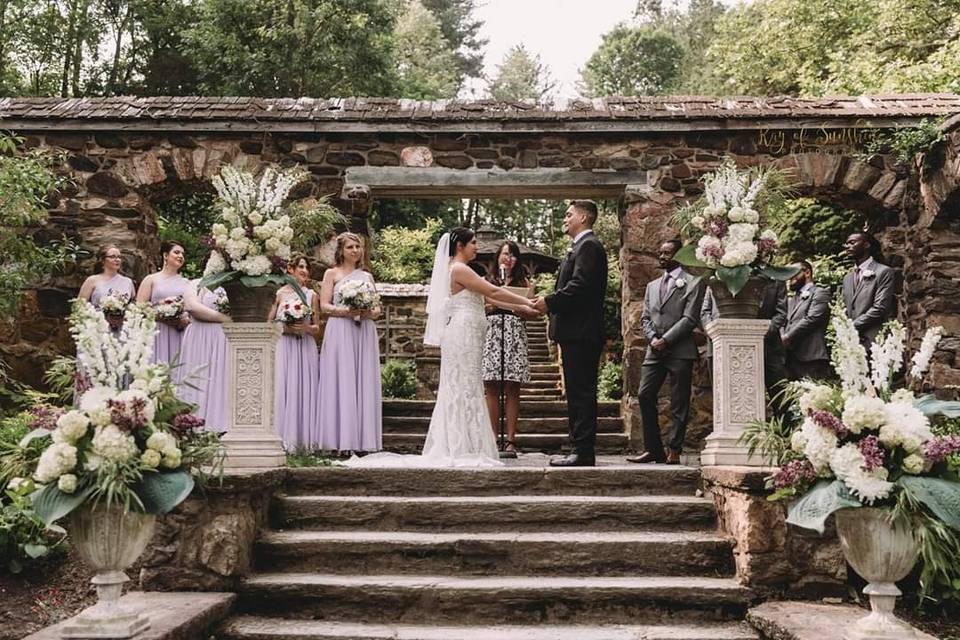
[701,318,769,467]
[221,323,286,471]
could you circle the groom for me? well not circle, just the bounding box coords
[533,200,607,467]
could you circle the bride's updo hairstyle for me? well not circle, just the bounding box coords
[448,227,475,257]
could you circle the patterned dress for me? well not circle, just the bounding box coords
[481,277,531,384]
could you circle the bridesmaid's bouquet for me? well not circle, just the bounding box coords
[277,298,311,337]
[338,280,379,325]
[213,290,230,316]
[154,295,184,329]
[99,290,130,331]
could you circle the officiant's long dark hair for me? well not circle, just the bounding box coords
[448,227,475,256]
[489,240,528,287]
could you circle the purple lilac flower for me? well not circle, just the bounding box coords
[270,255,287,275]
[172,413,205,433]
[705,218,728,238]
[809,409,849,438]
[758,236,778,256]
[922,435,960,464]
[857,435,885,471]
[30,404,65,432]
[772,459,817,490]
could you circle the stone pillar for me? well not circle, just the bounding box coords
[701,318,769,466]
[221,323,286,471]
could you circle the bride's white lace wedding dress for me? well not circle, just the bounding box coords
[345,284,501,468]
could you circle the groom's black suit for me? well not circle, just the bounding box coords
[545,231,607,457]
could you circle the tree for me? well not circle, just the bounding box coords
[486,44,555,101]
[579,24,684,96]
[420,0,485,82]
[183,0,398,97]
[772,198,865,262]
[393,0,460,99]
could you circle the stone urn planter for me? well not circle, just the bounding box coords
[221,281,279,323]
[708,277,766,318]
[60,504,157,639]
[834,507,922,640]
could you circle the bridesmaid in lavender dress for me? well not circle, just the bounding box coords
[137,240,190,365]
[177,279,231,432]
[268,254,321,450]
[317,233,383,453]
[78,243,136,331]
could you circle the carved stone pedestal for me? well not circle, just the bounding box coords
[221,323,286,471]
[701,318,769,467]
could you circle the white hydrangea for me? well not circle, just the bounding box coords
[742,208,760,223]
[161,448,182,469]
[890,389,916,404]
[727,206,746,222]
[229,226,247,240]
[902,454,925,475]
[146,431,175,452]
[841,395,887,434]
[690,215,705,229]
[695,235,723,267]
[798,382,834,414]
[759,229,777,243]
[719,240,758,267]
[727,223,759,243]
[204,250,227,277]
[53,410,90,443]
[140,449,162,469]
[34,442,78,483]
[91,425,139,464]
[799,418,838,475]
[58,474,78,494]
[248,211,263,225]
[790,428,807,453]
[237,255,272,277]
[879,401,932,453]
[80,386,114,427]
[114,388,157,423]
[830,443,894,505]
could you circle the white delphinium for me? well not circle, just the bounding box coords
[879,401,933,453]
[117,303,156,383]
[910,326,944,379]
[70,301,123,389]
[91,425,139,464]
[34,442,78,483]
[830,443,893,504]
[841,395,887,434]
[53,411,90,444]
[829,303,871,396]
[869,322,906,394]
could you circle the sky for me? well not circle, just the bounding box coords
[462,0,642,100]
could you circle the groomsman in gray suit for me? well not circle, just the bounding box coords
[842,232,896,351]
[628,240,705,465]
[782,260,832,381]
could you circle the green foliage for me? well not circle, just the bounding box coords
[785,478,863,534]
[860,118,948,167]
[42,356,77,407]
[579,24,684,96]
[0,135,77,317]
[809,253,849,293]
[372,218,443,284]
[487,44,555,101]
[288,196,347,252]
[420,0,485,81]
[739,415,794,467]
[286,449,337,467]
[1,480,67,574]
[531,272,555,297]
[393,0,461,99]
[894,482,960,609]
[772,198,865,264]
[155,192,217,279]
[381,358,417,399]
[371,199,462,231]
[598,360,623,401]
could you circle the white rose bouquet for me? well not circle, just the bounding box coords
[153,295,184,328]
[276,298,311,325]
[98,290,130,331]
[19,300,224,526]
[338,280,380,325]
[672,159,797,296]
[744,302,960,603]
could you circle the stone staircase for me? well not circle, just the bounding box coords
[216,462,758,640]
[381,319,630,455]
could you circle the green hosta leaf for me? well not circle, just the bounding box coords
[786,479,862,534]
[760,264,801,281]
[18,428,52,448]
[23,543,49,559]
[716,265,752,296]
[31,484,93,527]
[914,395,960,418]
[197,270,237,292]
[673,244,708,268]
[898,476,960,530]
[134,471,194,515]
[238,275,272,288]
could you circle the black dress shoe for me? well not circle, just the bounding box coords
[626,451,665,464]
[549,452,596,467]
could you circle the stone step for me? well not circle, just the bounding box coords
[382,400,620,417]
[528,372,561,382]
[283,465,702,497]
[219,617,759,640]
[254,530,735,577]
[381,432,628,454]
[519,394,563,401]
[273,494,717,532]
[529,364,559,374]
[519,380,560,389]
[237,574,751,624]
[382,416,623,435]
[520,388,563,396]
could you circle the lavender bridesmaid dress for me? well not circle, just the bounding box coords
[317,270,382,452]
[274,288,320,450]
[177,287,229,433]
[150,274,189,365]
[89,274,135,308]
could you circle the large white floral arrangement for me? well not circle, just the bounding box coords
[674,158,796,295]
[748,303,960,601]
[21,300,223,525]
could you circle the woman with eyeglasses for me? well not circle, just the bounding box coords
[78,243,136,333]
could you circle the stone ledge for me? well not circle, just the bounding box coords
[215,467,288,493]
[24,591,235,640]
[746,601,937,640]
[702,465,778,493]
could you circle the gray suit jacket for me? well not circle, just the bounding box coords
[784,285,831,362]
[842,261,896,347]
[641,270,705,362]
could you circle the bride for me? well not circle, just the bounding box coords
[347,227,536,467]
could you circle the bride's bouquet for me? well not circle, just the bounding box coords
[153,295,184,328]
[98,290,130,331]
[338,280,379,325]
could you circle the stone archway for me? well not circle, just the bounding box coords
[3,94,960,449]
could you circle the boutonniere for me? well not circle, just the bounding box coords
[800,290,811,300]
[861,269,875,279]
[673,278,686,289]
